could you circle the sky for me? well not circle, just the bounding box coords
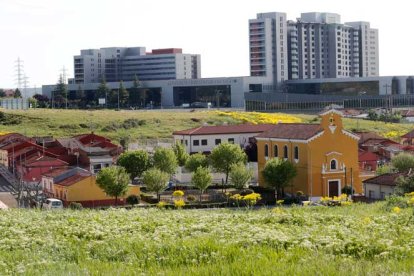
[0,0,413,88]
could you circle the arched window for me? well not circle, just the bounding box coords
[283,145,288,159]
[273,145,278,157]
[294,146,299,160]
[330,159,337,170]
[264,144,269,158]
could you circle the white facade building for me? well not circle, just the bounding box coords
[173,124,277,154]
[73,47,200,84]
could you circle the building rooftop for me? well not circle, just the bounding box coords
[173,124,277,136]
[256,123,322,140]
[363,173,404,186]
[55,173,91,187]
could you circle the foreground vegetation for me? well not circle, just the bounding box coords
[0,108,412,142]
[1,202,414,275]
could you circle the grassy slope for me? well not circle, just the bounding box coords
[0,203,414,275]
[0,109,412,143]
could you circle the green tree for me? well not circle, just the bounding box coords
[53,75,67,107]
[191,166,212,202]
[153,147,178,175]
[0,89,5,98]
[185,152,208,172]
[143,168,169,201]
[96,78,110,105]
[229,163,253,189]
[28,97,37,108]
[126,194,140,206]
[117,150,150,180]
[391,153,414,173]
[210,142,247,184]
[376,164,393,175]
[173,142,189,167]
[118,81,129,107]
[262,158,297,200]
[96,166,130,206]
[396,175,414,195]
[14,88,22,98]
[129,75,141,107]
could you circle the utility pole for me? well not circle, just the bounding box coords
[23,75,29,110]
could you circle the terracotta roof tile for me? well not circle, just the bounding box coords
[363,173,404,186]
[256,123,322,140]
[173,124,277,136]
[55,173,91,187]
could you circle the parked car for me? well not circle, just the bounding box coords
[44,198,63,209]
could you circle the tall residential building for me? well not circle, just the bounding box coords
[249,12,379,88]
[249,12,288,88]
[73,47,201,84]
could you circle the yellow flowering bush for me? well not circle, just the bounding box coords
[319,194,352,206]
[230,192,262,207]
[157,201,167,209]
[174,199,186,209]
[172,190,185,197]
[243,193,262,207]
[392,206,401,214]
[214,111,302,125]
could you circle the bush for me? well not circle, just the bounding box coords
[126,195,140,206]
[69,202,83,210]
[341,186,355,195]
[186,195,196,202]
[384,195,408,210]
[240,189,254,196]
[140,193,158,204]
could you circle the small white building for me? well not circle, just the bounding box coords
[363,173,403,199]
[173,124,276,154]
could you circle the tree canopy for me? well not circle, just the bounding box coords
[391,153,414,173]
[153,147,178,175]
[96,166,130,205]
[262,158,297,199]
[173,142,189,167]
[210,142,247,183]
[185,152,208,172]
[117,150,151,180]
[229,163,253,189]
[143,168,169,201]
[191,166,212,202]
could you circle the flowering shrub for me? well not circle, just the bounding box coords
[214,111,302,125]
[319,194,352,206]
[157,201,167,208]
[172,190,185,197]
[230,192,261,207]
[174,199,185,209]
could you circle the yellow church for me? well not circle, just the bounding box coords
[256,109,362,199]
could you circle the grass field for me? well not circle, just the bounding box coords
[0,108,412,143]
[0,203,414,275]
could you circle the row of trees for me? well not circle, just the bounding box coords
[45,75,149,109]
[96,141,299,205]
[0,88,22,98]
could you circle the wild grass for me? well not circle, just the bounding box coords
[0,202,414,275]
[0,108,412,143]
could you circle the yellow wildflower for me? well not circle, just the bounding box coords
[174,199,186,209]
[392,206,401,214]
[172,190,185,197]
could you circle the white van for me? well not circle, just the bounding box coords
[44,198,63,209]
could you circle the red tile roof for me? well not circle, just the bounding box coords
[42,167,71,178]
[55,173,91,187]
[363,173,404,186]
[256,123,322,140]
[173,124,277,136]
[401,130,414,139]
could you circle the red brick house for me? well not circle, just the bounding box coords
[358,149,380,171]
